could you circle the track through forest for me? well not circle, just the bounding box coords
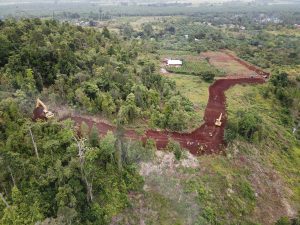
[71,53,268,155]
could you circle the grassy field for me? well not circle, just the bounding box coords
[200,51,255,76]
[166,60,224,77]
[226,84,300,219]
[267,29,300,37]
[159,49,225,78]
[164,73,209,125]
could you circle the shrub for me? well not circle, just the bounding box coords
[275,217,292,225]
[89,124,100,147]
[238,181,256,202]
[271,72,290,88]
[201,71,215,82]
[224,128,237,143]
[144,139,156,160]
[202,207,217,224]
[167,140,183,160]
[237,110,262,142]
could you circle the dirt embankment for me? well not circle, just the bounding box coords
[70,53,268,156]
[223,51,270,77]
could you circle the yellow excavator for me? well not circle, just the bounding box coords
[33,98,54,120]
[215,113,222,127]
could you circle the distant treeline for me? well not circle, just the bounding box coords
[1,2,300,22]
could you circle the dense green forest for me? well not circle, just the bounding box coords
[0,18,193,224]
[0,19,198,131]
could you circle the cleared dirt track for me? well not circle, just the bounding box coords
[71,53,269,155]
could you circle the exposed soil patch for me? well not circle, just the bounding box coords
[200,51,270,78]
[68,52,268,155]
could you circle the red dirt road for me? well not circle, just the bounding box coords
[70,53,269,155]
[71,77,264,155]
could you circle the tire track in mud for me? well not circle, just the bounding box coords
[70,54,268,156]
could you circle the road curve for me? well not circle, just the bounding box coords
[69,52,270,155]
[71,76,265,156]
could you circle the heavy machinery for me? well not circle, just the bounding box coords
[215,113,222,127]
[33,98,54,121]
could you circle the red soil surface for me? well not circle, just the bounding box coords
[68,53,269,156]
[200,51,270,78]
[223,51,270,77]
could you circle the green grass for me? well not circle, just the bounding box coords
[0,91,12,99]
[158,49,198,57]
[226,84,300,211]
[267,29,300,37]
[164,73,209,126]
[166,60,223,77]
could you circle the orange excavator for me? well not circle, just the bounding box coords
[32,98,54,121]
[215,113,222,127]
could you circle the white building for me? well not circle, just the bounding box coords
[167,59,183,66]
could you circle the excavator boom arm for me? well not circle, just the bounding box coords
[215,113,223,127]
[218,113,223,121]
[36,98,48,111]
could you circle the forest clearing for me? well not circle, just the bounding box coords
[65,51,269,155]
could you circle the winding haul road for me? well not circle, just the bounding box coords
[71,53,269,155]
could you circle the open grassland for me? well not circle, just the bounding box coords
[160,50,224,77]
[166,60,224,77]
[267,29,300,37]
[273,65,300,81]
[113,140,299,225]
[161,50,259,77]
[226,84,300,220]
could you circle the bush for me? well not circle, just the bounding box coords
[224,128,237,144]
[275,217,292,225]
[144,139,156,160]
[167,140,183,160]
[201,207,217,224]
[201,71,215,82]
[271,72,290,88]
[125,140,156,163]
[278,89,293,107]
[237,110,262,142]
[174,146,182,161]
[89,124,100,147]
[238,180,256,202]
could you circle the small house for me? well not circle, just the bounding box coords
[167,59,183,67]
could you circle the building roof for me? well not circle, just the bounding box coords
[167,59,183,65]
